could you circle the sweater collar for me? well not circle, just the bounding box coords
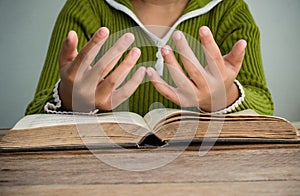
[112,0,216,14]
[184,0,215,14]
[105,0,222,75]
[105,0,222,40]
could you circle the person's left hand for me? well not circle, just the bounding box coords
[146,26,247,112]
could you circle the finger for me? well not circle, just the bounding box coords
[70,27,109,76]
[172,31,207,87]
[161,45,195,89]
[92,33,135,81]
[59,30,78,69]
[99,47,141,91]
[224,39,247,74]
[199,26,225,76]
[146,67,180,105]
[111,67,146,108]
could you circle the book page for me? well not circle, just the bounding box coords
[12,112,150,131]
[144,108,200,131]
[144,108,260,131]
[149,108,299,141]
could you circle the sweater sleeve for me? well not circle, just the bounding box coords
[25,0,100,115]
[214,0,274,115]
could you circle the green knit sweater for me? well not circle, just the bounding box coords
[25,0,274,116]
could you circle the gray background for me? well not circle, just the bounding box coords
[0,0,299,128]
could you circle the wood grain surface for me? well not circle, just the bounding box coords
[0,122,299,195]
[1,147,300,195]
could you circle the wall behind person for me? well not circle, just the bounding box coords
[245,0,300,121]
[0,0,66,128]
[0,0,299,128]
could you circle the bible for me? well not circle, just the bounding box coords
[0,108,299,151]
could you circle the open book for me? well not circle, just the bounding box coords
[0,108,299,151]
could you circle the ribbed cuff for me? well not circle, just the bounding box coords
[44,79,99,115]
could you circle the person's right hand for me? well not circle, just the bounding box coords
[58,27,146,112]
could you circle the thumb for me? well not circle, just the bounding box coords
[58,30,78,68]
[224,39,247,72]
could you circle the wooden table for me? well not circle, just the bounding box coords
[0,125,300,195]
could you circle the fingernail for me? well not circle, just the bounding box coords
[146,68,153,77]
[66,32,72,43]
[98,27,109,38]
[173,31,183,41]
[161,45,172,56]
[138,67,146,77]
[131,48,141,58]
[200,26,210,37]
[68,30,73,38]
[124,33,135,43]
[241,40,247,49]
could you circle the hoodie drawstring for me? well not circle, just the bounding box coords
[154,46,164,76]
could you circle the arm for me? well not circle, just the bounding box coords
[26,0,145,114]
[147,0,273,115]
[26,0,99,115]
[215,0,274,115]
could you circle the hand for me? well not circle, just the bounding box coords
[146,26,247,112]
[58,27,146,112]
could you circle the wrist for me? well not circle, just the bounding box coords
[58,80,73,111]
[44,79,99,115]
[199,80,245,114]
[226,80,240,108]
